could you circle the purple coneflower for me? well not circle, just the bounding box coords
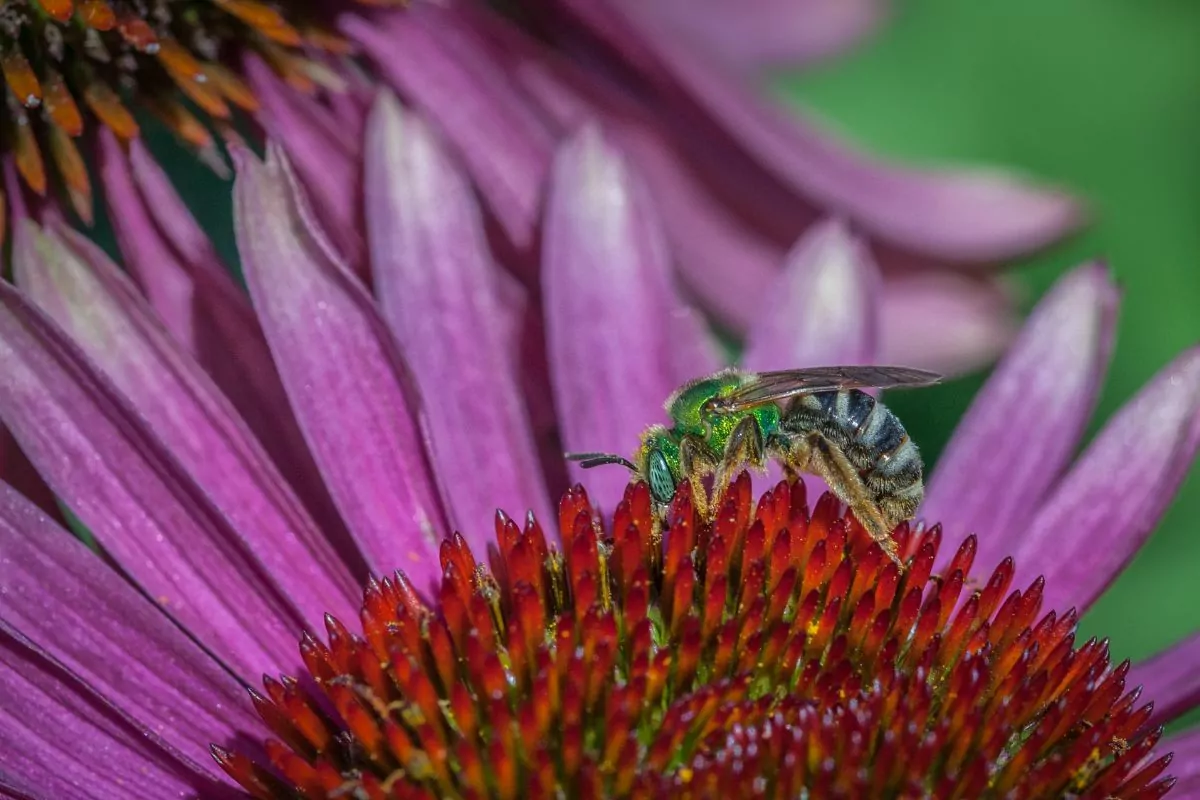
[6,1,1077,376]
[0,96,1196,798]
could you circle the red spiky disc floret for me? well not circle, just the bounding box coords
[213,474,1176,799]
[0,0,401,240]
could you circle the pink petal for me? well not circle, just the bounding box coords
[556,0,1083,261]
[364,94,553,539]
[634,0,887,72]
[342,6,557,257]
[1017,346,1200,613]
[1162,727,1199,796]
[742,219,880,371]
[233,145,446,590]
[0,482,260,776]
[12,222,359,624]
[243,54,365,273]
[543,126,719,509]
[96,131,199,351]
[115,138,351,540]
[0,283,302,680]
[1129,632,1200,730]
[0,631,236,799]
[877,271,1019,375]
[923,263,1118,573]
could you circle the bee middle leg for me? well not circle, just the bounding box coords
[708,415,766,515]
[784,432,903,567]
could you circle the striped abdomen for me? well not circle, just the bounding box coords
[779,389,925,521]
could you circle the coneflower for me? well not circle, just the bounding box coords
[0,95,1197,797]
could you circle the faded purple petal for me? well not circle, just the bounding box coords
[742,219,880,371]
[0,630,236,799]
[1017,346,1200,613]
[115,137,353,542]
[0,282,302,678]
[543,126,719,508]
[635,0,886,71]
[923,263,1118,572]
[1163,727,1200,796]
[878,272,1018,375]
[0,482,261,773]
[243,54,365,272]
[233,145,446,588]
[365,93,552,538]
[1129,632,1200,729]
[12,223,358,624]
[343,6,556,257]
[556,0,1083,261]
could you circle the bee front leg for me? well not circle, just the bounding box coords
[786,432,903,568]
[710,416,766,514]
[680,435,718,519]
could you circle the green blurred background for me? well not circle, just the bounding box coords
[132,0,1199,694]
[776,0,1200,670]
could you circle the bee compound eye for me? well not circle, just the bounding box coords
[647,449,676,504]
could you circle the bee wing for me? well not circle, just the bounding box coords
[712,366,942,413]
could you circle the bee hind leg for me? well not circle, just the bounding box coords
[787,433,903,568]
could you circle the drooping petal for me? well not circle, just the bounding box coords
[233,144,446,588]
[243,54,365,272]
[364,93,552,539]
[742,219,880,371]
[96,130,198,349]
[635,0,887,72]
[878,271,1018,375]
[0,482,261,772]
[0,630,237,799]
[0,282,303,679]
[1129,632,1200,729]
[923,263,1118,572]
[1017,346,1200,613]
[12,222,359,624]
[117,137,351,539]
[543,126,719,508]
[555,0,1083,261]
[342,6,557,258]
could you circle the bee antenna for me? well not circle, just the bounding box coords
[564,452,637,471]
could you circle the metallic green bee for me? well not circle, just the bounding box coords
[568,365,941,565]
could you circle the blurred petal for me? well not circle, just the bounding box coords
[233,145,446,588]
[244,55,365,272]
[13,223,358,624]
[117,137,352,541]
[1163,727,1200,795]
[365,94,552,538]
[1017,346,1200,613]
[0,630,235,799]
[1129,632,1200,729]
[924,263,1118,572]
[878,271,1019,375]
[637,0,887,71]
[543,126,719,508]
[0,482,260,773]
[742,219,880,371]
[559,0,1083,261]
[343,6,556,256]
[0,282,303,679]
